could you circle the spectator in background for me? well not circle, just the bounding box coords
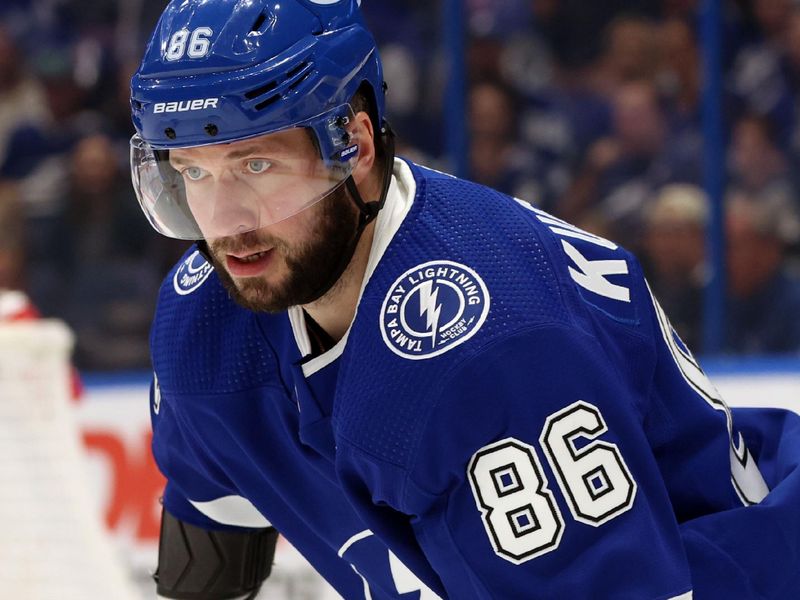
[65,134,153,266]
[560,79,702,247]
[0,26,48,168]
[0,44,113,316]
[784,8,800,164]
[53,133,173,370]
[467,78,543,203]
[378,43,434,162]
[641,184,707,352]
[101,59,142,143]
[656,18,702,132]
[0,181,83,397]
[469,78,517,190]
[360,1,438,158]
[591,16,660,95]
[494,8,608,212]
[531,1,660,73]
[728,114,796,210]
[0,182,27,294]
[0,182,46,322]
[725,190,800,354]
[728,0,795,147]
[530,16,661,191]
[1,44,99,186]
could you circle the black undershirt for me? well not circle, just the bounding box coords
[301,309,336,360]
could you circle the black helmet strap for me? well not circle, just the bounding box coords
[300,121,396,301]
[345,122,396,229]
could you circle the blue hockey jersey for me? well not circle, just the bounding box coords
[150,159,800,599]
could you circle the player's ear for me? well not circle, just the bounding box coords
[350,110,376,186]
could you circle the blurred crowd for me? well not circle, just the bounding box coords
[377,0,800,356]
[0,0,800,371]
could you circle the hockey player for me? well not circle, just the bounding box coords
[130,1,800,598]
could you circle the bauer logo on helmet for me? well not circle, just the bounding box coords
[153,98,220,114]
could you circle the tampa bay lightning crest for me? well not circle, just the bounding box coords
[380,260,491,360]
[173,250,214,295]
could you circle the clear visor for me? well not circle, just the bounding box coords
[129,111,359,240]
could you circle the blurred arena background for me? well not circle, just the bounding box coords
[2,0,800,598]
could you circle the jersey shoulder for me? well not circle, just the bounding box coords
[400,161,573,331]
[333,166,656,477]
[405,161,653,332]
[151,246,286,395]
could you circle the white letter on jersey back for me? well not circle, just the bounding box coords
[562,240,630,302]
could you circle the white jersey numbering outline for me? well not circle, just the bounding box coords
[647,284,769,505]
[468,401,636,564]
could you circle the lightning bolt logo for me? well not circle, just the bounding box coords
[380,260,490,360]
[418,280,443,348]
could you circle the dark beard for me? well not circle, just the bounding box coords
[210,184,360,312]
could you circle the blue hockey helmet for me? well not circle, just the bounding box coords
[132,0,384,152]
[130,0,388,240]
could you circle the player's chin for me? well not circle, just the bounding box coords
[228,279,287,313]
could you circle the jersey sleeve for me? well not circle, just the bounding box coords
[677,407,800,598]
[149,377,269,533]
[629,277,800,598]
[400,324,694,600]
[642,284,769,514]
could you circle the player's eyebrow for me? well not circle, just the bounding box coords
[221,145,266,161]
[170,143,282,167]
[168,154,193,167]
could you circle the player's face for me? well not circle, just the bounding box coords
[169,130,360,311]
[211,184,359,312]
[169,128,349,239]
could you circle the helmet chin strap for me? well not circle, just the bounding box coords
[300,121,396,303]
[196,123,396,304]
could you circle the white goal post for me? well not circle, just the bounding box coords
[0,320,141,600]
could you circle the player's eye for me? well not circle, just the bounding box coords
[182,166,207,181]
[245,159,271,174]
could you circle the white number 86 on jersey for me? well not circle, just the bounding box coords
[467,400,637,564]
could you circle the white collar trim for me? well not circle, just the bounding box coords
[289,158,416,377]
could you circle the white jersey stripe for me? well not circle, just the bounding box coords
[189,495,271,528]
[338,529,374,557]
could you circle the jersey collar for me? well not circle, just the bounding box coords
[289,157,417,376]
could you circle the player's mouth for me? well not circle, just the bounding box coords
[225,248,275,277]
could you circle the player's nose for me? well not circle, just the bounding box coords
[208,182,261,237]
